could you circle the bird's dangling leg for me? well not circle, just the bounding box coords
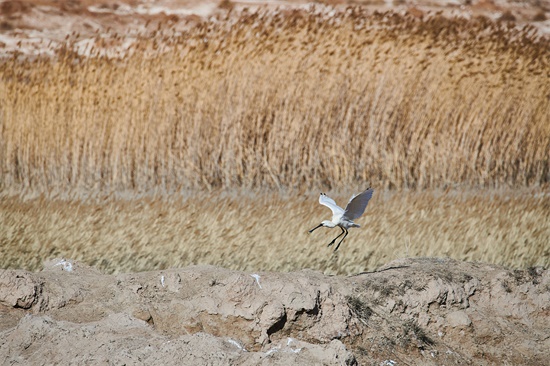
[327,226,345,247]
[333,228,348,251]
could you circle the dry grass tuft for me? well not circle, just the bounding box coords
[1,9,549,196]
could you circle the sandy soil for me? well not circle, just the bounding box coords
[1,257,548,365]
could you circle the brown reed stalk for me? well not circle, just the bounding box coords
[0,10,549,197]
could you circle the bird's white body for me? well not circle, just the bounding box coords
[321,216,359,230]
[309,188,374,251]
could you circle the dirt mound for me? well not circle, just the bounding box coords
[1,258,548,365]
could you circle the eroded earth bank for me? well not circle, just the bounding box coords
[0,257,548,365]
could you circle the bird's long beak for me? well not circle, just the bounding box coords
[308,223,323,233]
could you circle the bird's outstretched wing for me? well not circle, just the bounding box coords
[343,188,374,220]
[319,193,345,216]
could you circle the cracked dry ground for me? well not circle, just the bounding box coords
[1,257,549,365]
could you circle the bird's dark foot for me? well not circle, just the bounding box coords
[327,240,336,247]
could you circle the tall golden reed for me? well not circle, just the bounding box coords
[0,9,549,197]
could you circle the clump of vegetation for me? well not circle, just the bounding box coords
[527,266,542,278]
[347,295,373,324]
[402,319,434,348]
[501,280,512,293]
[514,266,544,285]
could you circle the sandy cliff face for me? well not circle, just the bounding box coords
[1,257,548,365]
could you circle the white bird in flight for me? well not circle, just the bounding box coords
[309,188,374,251]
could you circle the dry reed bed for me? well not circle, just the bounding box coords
[1,189,548,275]
[0,10,549,196]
